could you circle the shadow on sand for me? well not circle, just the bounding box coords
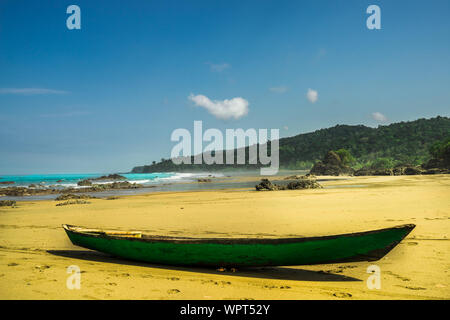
[47,249,361,282]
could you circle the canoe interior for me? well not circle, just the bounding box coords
[63,224,415,267]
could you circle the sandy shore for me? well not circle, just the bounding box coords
[0,174,449,299]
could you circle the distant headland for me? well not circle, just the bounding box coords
[132,116,450,173]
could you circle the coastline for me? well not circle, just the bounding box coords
[0,174,448,299]
[0,170,311,201]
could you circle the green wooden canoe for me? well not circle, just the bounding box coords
[63,224,415,267]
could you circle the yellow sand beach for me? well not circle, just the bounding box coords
[0,175,449,299]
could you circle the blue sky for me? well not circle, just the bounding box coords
[0,0,449,174]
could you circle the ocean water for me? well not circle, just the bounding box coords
[0,172,219,188]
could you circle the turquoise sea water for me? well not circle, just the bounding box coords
[0,172,180,187]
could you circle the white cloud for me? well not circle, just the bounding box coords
[269,86,288,93]
[0,88,69,95]
[206,62,230,72]
[189,94,249,120]
[371,112,387,122]
[306,88,318,103]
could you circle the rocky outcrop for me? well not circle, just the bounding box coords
[420,157,450,174]
[0,200,16,207]
[310,151,355,176]
[0,187,40,197]
[255,179,282,191]
[354,164,449,176]
[92,174,127,181]
[284,174,316,180]
[422,168,450,174]
[286,180,323,190]
[403,166,422,175]
[77,174,127,186]
[0,181,145,197]
[79,181,143,192]
[354,168,394,176]
[255,178,322,191]
[77,179,93,186]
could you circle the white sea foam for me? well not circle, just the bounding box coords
[128,179,151,184]
[17,172,225,189]
[155,172,224,183]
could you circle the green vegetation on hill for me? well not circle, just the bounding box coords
[429,137,450,163]
[132,116,450,173]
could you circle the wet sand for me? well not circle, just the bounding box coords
[0,175,449,299]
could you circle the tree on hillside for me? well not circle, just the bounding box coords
[335,149,355,165]
[429,137,450,164]
[370,157,396,169]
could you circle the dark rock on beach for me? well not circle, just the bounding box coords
[76,174,127,186]
[0,200,16,207]
[77,179,93,186]
[354,168,394,176]
[255,178,322,191]
[197,178,212,183]
[0,181,145,197]
[420,157,450,174]
[354,164,449,176]
[286,179,323,189]
[255,179,281,191]
[284,174,316,180]
[91,174,127,181]
[404,166,423,175]
[422,168,450,174]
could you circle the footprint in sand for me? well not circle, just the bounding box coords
[263,284,290,289]
[333,292,352,298]
[201,279,219,285]
[7,262,19,267]
[167,277,180,281]
[399,285,426,290]
[264,285,278,289]
[34,265,51,271]
[385,271,410,282]
[167,289,180,294]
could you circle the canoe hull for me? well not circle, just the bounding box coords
[63,224,415,267]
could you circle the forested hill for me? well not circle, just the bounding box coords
[131,116,450,172]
